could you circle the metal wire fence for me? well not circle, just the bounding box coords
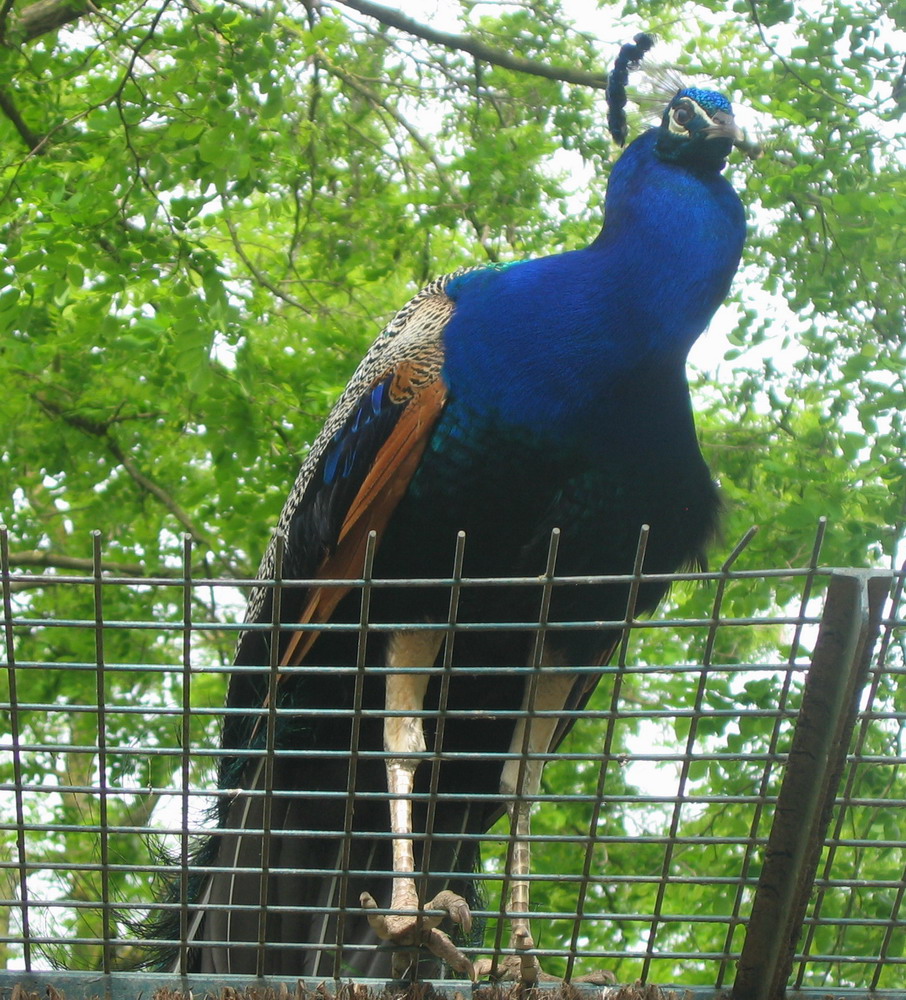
[1,525,904,999]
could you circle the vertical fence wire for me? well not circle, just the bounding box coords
[1,526,31,971]
[865,563,906,989]
[90,533,112,973]
[562,524,647,984]
[795,560,906,991]
[734,570,892,1000]
[332,529,379,978]
[255,533,286,976]
[640,526,756,982]
[417,529,467,965]
[488,527,561,973]
[178,535,194,976]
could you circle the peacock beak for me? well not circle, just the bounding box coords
[709,111,762,160]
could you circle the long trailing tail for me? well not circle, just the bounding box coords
[142,660,499,978]
[186,752,487,977]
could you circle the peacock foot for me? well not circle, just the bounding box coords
[360,888,475,979]
[474,927,540,983]
[476,957,616,986]
[474,929,615,985]
[474,953,540,983]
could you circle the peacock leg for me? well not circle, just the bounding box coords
[360,630,475,979]
[475,661,577,983]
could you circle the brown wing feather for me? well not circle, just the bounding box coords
[279,377,447,669]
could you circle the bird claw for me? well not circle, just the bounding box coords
[474,954,616,986]
[360,890,475,980]
[474,928,540,983]
[572,970,618,985]
[474,953,540,983]
[473,927,614,986]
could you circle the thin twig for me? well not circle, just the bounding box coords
[747,0,849,111]
[32,395,212,548]
[221,209,313,315]
[105,437,211,546]
[325,58,499,261]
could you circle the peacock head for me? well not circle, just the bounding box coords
[606,34,761,170]
[654,87,746,172]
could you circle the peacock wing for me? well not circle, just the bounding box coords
[235,273,463,677]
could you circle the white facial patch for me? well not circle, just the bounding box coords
[667,98,709,138]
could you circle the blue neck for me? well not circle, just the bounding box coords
[442,128,745,433]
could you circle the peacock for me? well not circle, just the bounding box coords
[160,35,752,983]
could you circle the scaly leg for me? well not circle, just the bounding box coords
[360,630,474,979]
[476,659,577,983]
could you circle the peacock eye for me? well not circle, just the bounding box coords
[673,105,693,126]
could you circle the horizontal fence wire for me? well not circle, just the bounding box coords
[0,525,904,997]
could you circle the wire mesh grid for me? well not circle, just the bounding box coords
[1,524,904,998]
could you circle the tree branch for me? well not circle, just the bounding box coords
[6,0,109,42]
[5,549,222,585]
[9,550,149,575]
[746,0,848,110]
[334,0,608,90]
[104,435,212,547]
[0,0,16,41]
[9,0,609,94]
[33,394,212,548]
[3,550,195,594]
[0,88,43,151]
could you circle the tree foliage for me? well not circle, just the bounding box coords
[0,0,904,982]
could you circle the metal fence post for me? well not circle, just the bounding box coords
[732,570,892,1000]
